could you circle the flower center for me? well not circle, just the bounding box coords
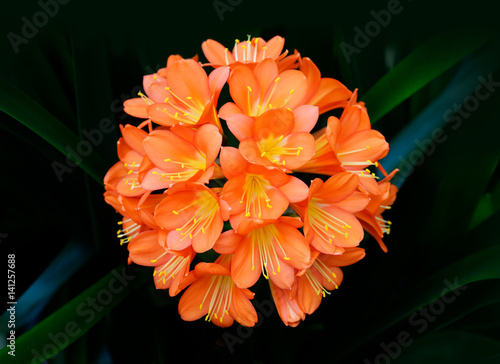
[308,200,351,244]
[258,134,303,166]
[153,254,190,285]
[249,224,290,278]
[305,260,338,297]
[239,174,273,219]
[173,191,219,241]
[199,275,234,324]
[151,86,205,125]
[245,77,295,116]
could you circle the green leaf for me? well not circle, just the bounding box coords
[334,245,500,362]
[397,331,500,364]
[0,75,107,184]
[362,28,491,123]
[0,265,147,364]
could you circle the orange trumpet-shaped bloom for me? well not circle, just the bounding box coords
[219,147,309,225]
[294,256,343,315]
[299,57,352,114]
[219,58,308,119]
[178,254,258,328]
[297,95,389,195]
[143,60,229,131]
[355,169,399,252]
[293,172,369,255]
[127,230,194,296]
[154,182,230,253]
[294,247,365,315]
[232,108,317,170]
[141,124,222,191]
[269,279,305,327]
[202,36,299,71]
[123,54,199,120]
[153,247,194,296]
[104,124,149,197]
[213,217,310,290]
[113,192,167,245]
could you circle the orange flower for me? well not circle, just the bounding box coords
[202,36,299,71]
[213,216,310,290]
[297,92,389,195]
[114,192,166,245]
[141,124,222,191]
[127,230,194,296]
[231,108,316,170]
[123,54,198,120]
[154,182,230,253]
[269,279,305,327]
[143,59,229,131]
[104,124,149,197]
[219,58,308,119]
[178,254,258,327]
[219,147,309,225]
[294,248,365,315]
[293,172,369,255]
[355,169,399,252]
[299,57,353,114]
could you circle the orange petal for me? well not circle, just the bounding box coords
[128,230,169,267]
[229,287,258,327]
[316,172,360,203]
[296,274,322,314]
[178,276,211,321]
[264,70,307,110]
[254,58,279,94]
[147,81,171,104]
[308,78,352,114]
[338,105,370,140]
[121,124,147,155]
[231,236,262,288]
[338,129,389,164]
[262,36,285,60]
[275,222,311,270]
[194,124,222,166]
[202,39,235,66]
[322,247,366,267]
[277,132,316,170]
[219,147,248,179]
[208,66,230,101]
[155,190,200,230]
[226,113,255,141]
[146,103,177,126]
[218,101,243,120]
[269,280,304,327]
[333,191,370,213]
[300,57,321,104]
[308,206,364,252]
[140,167,182,190]
[213,229,243,255]
[254,108,294,137]
[167,59,210,105]
[278,176,309,203]
[143,130,203,172]
[123,98,149,118]
[166,230,194,251]
[191,213,223,253]
[116,173,148,196]
[228,65,260,116]
[292,105,319,133]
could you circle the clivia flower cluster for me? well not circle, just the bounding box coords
[103,36,398,328]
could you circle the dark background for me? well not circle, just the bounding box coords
[1,0,499,363]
